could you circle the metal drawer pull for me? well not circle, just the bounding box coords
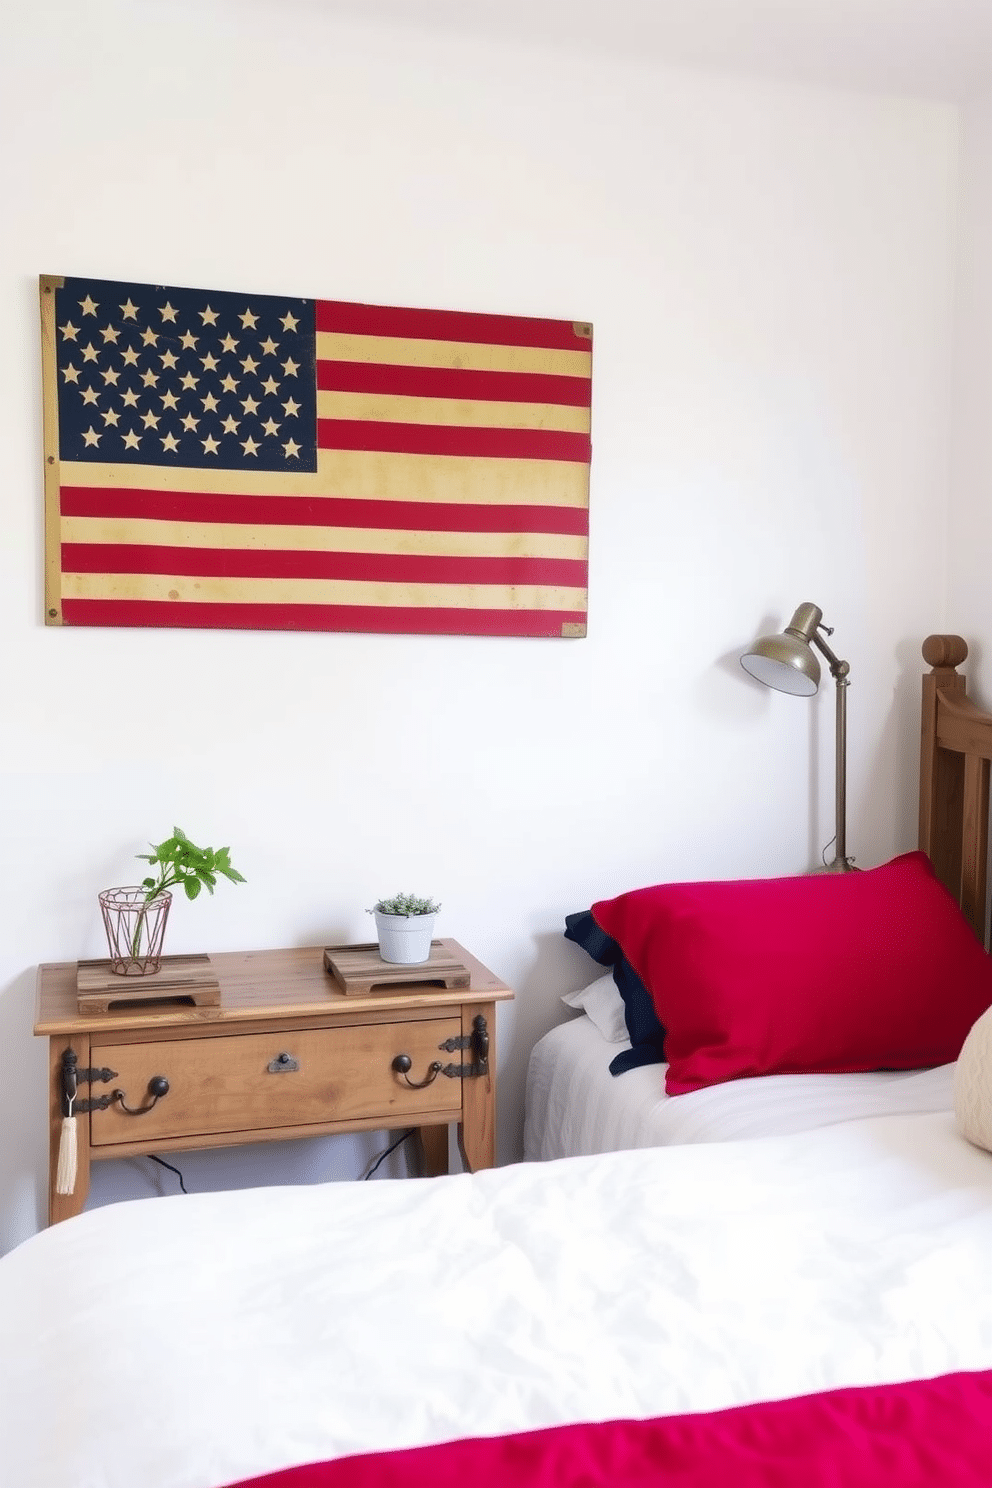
[392,1054,442,1089]
[393,1016,492,1087]
[113,1076,170,1115]
[268,1052,300,1073]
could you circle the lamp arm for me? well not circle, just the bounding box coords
[810,626,851,868]
[809,626,849,682]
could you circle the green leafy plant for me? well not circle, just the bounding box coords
[369,892,440,918]
[138,827,247,904]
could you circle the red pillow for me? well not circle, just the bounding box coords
[591,851,992,1095]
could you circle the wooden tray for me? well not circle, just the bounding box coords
[323,941,471,996]
[76,954,221,1014]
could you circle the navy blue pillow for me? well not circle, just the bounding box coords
[564,910,666,1075]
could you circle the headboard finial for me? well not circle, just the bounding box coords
[922,634,968,670]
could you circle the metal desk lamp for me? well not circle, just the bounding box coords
[740,602,856,873]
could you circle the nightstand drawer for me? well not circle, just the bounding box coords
[89,1017,463,1146]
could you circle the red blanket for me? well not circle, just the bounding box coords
[230,1368,992,1487]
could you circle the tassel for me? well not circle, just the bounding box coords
[56,1114,77,1196]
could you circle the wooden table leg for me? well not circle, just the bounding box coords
[415,1125,449,1177]
[48,1035,92,1226]
[457,1000,496,1173]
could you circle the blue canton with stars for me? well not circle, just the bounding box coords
[54,276,317,473]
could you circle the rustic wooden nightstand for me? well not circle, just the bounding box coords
[35,938,513,1226]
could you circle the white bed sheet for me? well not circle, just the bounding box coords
[1,1111,990,1488]
[524,1013,957,1161]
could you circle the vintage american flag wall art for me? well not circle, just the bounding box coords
[40,275,592,638]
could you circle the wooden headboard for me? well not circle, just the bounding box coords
[920,635,992,943]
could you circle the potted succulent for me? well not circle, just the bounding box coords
[100,827,246,976]
[368,892,441,965]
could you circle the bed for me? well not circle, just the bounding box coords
[3,1100,992,1485]
[526,633,991,1163]
[3,632,992,1486]
[524,1007,958,1159]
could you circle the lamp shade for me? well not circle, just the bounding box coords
[741,604,824,696]
[740,633,820,696]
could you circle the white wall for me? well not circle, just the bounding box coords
[0,0,959,1252]
[949,94,992,701]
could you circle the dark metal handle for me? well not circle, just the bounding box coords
[472,1013,489,1071]
[392,1054,442,1089]
[267,1052,300,1073]
[113,1076,170,1115]
[60,1048,120,1114]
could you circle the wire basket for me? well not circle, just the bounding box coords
[99,886,172,975]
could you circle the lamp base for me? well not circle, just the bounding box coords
[814,856,859,874]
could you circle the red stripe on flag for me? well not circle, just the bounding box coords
[59,599,586,638]
[316,420,590,462]
[62,544,586,588]
[316,301,591,351]
[59,488,588,536]
[316,359,591,408]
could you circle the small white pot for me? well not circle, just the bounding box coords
[374,911,436,964]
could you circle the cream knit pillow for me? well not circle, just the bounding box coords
[953,1003,992,1152]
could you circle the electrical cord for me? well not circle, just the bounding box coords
[146,1130,415,1194]
[362,1129,414,1180]
[148,1153,188,1194]
[821,835,856,869]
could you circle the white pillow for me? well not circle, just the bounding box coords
[561,973,628,1043]
[953,1003,992,1153]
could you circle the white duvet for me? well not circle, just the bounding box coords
[2,1111,991,1488]
[524,1014,958,1159]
